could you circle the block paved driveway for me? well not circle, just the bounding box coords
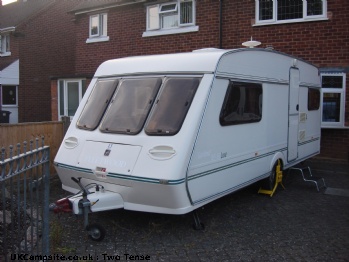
[49,159,349,261]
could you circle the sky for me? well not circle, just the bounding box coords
[2,0,18,6]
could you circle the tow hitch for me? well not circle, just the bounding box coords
[50,177,124,241]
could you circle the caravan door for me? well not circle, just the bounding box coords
[288,67,300,162]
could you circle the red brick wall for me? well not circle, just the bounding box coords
[321,129,349,161]
[72,1,348,91]
[18,1,78,122]
[73,1,221,74]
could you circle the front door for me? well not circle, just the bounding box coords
[288,67,300,162]
[58,79,86,120]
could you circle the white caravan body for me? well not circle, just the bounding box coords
[54,48,321,215]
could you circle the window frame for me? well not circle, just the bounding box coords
[58,79,87,120]
[86,13,109,43]
[159,3,178,14]
[255,0,328,26]
[320,72,346,128]
[0,34,11,57]
[143,0,198,37]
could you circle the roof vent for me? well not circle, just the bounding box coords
[242,37,261,48]
[192,48,222,52]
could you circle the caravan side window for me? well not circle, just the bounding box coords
[77,79,118,130]
[220,81,263,126]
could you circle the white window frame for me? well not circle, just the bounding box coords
[159,3,178,14]
[58,79,86,120]
[143,0,198,37]
[0,34,11,57]
[86,13,109,43]
[320,72,346,128]
[254,0,328,26]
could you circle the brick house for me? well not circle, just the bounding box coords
[2,0,348,160]
[0,0,55,123]
[0,0,80,123]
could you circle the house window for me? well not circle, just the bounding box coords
[143,0,198,37]
[86,13,109,43]
[0,34,11,56]
[220,81,263,126]
[58,79,87,119]
[321,73,346,128]
[1,85,17,105]
[255,0,327,25]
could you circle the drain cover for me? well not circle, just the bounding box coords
[324,187,349,197]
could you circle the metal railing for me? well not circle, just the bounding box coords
[0,137,50,261]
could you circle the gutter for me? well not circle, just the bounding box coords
[219,0,223,49]
[72,0,147,15]
[0,27,15,33]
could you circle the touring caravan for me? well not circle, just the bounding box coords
[52,48,321,240]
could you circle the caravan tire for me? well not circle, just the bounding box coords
[261,162,279,190]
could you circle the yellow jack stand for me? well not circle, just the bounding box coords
[258,160,285,197]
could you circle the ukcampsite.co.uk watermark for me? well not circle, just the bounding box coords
[10,253,151,261]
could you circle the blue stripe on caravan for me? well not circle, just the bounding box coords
[55,162,185,185]
[56,163,93,174]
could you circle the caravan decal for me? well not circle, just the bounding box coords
[298,137,320,147]
[189,148,287,181]
[107,173,185,185]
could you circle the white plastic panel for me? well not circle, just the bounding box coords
[77,141,142,175]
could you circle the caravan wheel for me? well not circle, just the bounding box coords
[87,223,106,241]
[261,162,280,190]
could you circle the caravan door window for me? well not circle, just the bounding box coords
[100,78,162,135]
[145,77,201,136]
[220,81,263,126]
[307,88,320,111]
[77,79,118,130]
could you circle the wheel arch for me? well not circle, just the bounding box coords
[270,152,286,171]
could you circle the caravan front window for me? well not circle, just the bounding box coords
[100,78,162,135]
[77,79,118,130]
[220,81,263,126]
[145,77,201,136]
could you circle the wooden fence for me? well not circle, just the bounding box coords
[0,121,64,174]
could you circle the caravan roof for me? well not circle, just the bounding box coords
[94,49,229,77]
[94,48,320,88]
